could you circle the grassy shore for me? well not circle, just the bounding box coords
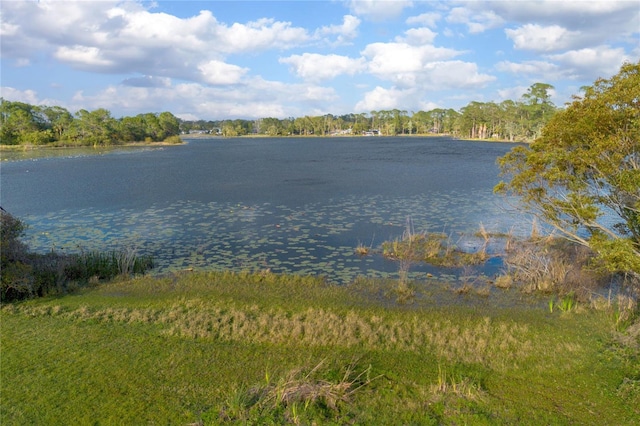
[1,270,638,424]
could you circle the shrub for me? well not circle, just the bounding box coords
[163,135,183,144]
[502,236,605,301]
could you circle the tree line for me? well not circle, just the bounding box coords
[0,102,181,146]
[183,82,557,141]
[1,82,556,146]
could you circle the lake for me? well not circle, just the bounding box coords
[0,137,528,283]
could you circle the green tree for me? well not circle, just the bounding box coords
[521,83,556,139]
[158,111,180,139]
[41,105,73,141]
[118,115,146,142]
[73,108,116,146]
[0,99,50,145]
[495,62,640,275]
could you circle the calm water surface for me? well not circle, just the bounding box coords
[1,137,526,283]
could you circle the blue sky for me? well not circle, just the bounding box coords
[1,0,638,120]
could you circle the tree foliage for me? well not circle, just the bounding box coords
[0,100,181,146]
[495,62,640,275]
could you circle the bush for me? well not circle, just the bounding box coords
[163,135,183,144]
[502,236,605,301]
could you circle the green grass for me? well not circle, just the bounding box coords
[2,271,638,424]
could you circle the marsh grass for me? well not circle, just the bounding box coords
[381,228,491,268]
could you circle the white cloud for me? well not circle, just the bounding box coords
[396,27,437,45]
[547,46,631,80]
[467,1,639,48]
[421,61,496,89]
[406,12,441,28]
[355,86,412,112]
[198,60,248,85]
[347,0,413,21]
[280,53,366,81]
[56,76,340,119]
[446,7,504,33]
[0,87,49,106]
[218,18,310,53]
[0,1,311,82]
[360,42,493,91]
[505,24,582,52]
[495,60,565,79]
[54,46,114,70]
[316,15,360,43]
[362,42,460,81]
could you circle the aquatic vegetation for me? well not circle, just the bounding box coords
[1,209,153,301]
[20,193,520,285]
[381,231,491,267]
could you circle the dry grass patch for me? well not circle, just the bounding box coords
[218,359,378,424]
[3,300,535,370]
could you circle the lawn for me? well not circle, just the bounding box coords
[1,271,638,424]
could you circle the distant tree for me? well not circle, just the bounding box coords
[72,108,116,146]
[158,111,180,139]
[496,62,640,275]
[521,82,556,139]
[0,99,50,144]
[118,115,146,142]
[41,105,73,141]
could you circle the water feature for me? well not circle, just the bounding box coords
[1,137,527,283]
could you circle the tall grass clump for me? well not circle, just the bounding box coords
[381,222,490,268]
[215,359,377,424]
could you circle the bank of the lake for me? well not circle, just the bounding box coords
[1,270,638,424]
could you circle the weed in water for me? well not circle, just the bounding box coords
[493,274,513,289]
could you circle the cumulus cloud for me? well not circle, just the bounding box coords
[505,24,582,52]
[347,0,413,21]
[547,46,632,80]
[495,60,566,79]
[0,87,51,106]
[0,1,310,81]
[316,15,360,44]
[467,1,639,48]
[421,61,496,89]
[362,42,460,81]
[355,86,413,111]
[396,27,437,45]
[279,53,366,81]
[360,41,494,91]
[406,12,441,28]
[54,45,118,71]
[198,61,248,85]
[446,7,504,33]
[59,76,339,119]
